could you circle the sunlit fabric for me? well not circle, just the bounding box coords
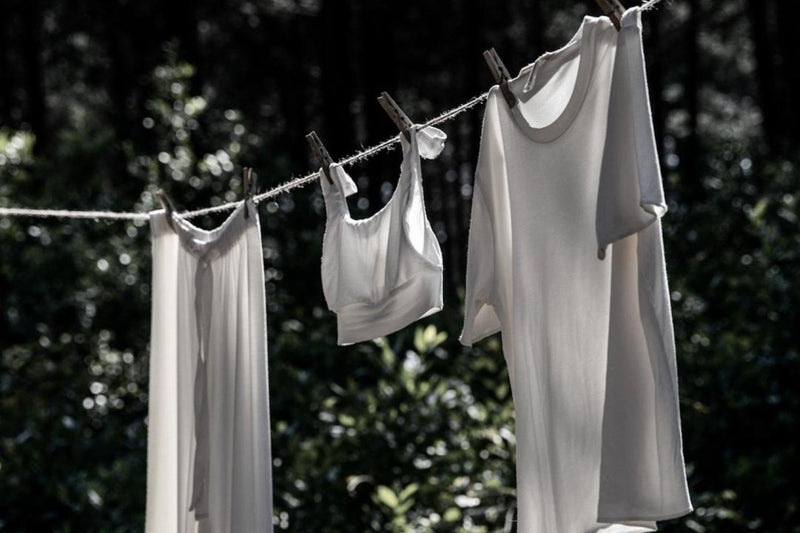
[460,7,691,532]
[146,200,273,533]
[319,125,446,345]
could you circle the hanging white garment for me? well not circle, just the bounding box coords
[460,7,691,532]
[146,199,273,533]
[320,125,446,345]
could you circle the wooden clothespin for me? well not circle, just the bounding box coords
[306,131,334,185]
[595,0,625,31]
[156,189,177,231]
[242,167,258,219]
[483,48,517,109]
[377,92,413,141]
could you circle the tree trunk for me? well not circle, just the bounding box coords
[321,0,356,155]
[0,2,13,125]
[104,2,135,197]
[683,0,701,195]
[165,0,202,93]
[645,8,666,159]
[279,14,311,170]
[355,0,395,213]
[748,0,781,154]
[776,0,800,154]
[21,0,46,153]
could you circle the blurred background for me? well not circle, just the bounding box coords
[1,0,798,531]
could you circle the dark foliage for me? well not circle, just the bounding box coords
[1,0,798,531]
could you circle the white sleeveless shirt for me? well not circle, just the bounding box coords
[146,200,273,533]
[320,125,446,345]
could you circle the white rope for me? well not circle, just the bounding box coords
[641,0,664,11]
[177,91,490,219]
[0,91,490,222]
[0,0,662,223]
[0,207,149,221]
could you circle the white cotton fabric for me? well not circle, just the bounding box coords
[320,125,446,345]
[146,200,273,533]
[460,8,692,532]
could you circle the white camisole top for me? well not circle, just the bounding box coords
[320,125,446,345]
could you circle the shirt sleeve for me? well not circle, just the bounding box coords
[460,90,505,346]
[595,7,667,260]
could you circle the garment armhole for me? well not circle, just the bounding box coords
[402,129,445,268]
[460,179,502,347]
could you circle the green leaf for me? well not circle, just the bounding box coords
[338,413,356,426]
[398,483,419,502]
[414,324,448,353]
[395,499,413,516]
[381,339,396,368]
[376,485,399,509]
[413,327,425,354]
[443,507,461,522]
[749,197,769,226]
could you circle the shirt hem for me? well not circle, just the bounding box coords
[335,269,443,345]
[598,504,694,524]
[459,326,502,347]
[460,299,502,347]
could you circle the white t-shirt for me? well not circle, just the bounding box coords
[460,8,692,532]
[146,200,273,533]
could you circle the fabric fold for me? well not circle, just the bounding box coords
[146,200,273,533]
[460,8,691,532]
[319,124,445,345]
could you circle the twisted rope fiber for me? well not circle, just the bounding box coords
[0,208,150,221]
[0,0,662,222]
[641,0,664,10]
[0,92,489,222]
[179,91,490,219]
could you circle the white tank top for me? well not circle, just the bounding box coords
[320,125,446,345]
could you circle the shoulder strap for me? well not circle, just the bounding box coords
[320,164,358,217]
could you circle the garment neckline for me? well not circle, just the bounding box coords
[507,15,606,143]
[169,199,253,257]
[326,125,419,226]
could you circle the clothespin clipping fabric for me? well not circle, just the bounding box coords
[306,132,335,185]
[595,0,626,30]
[483,48,517,108]
[377,92,413,141]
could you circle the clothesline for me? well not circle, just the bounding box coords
[0,92,489,222]
[184,91,490,219]
[0,0,662,223]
